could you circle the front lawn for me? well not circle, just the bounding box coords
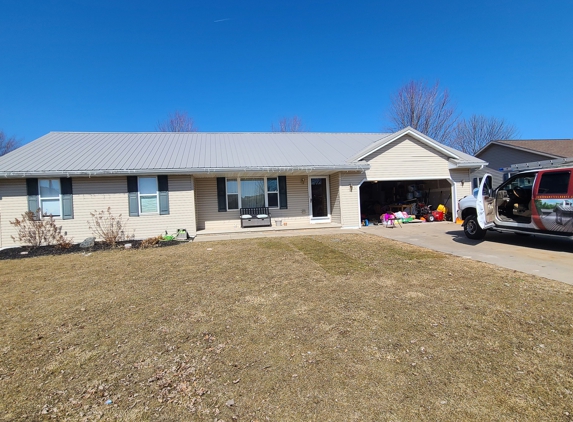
[1,234,572,421]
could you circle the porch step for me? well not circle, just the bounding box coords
[194,224,345,242]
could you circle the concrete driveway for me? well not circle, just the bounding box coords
[363,221,573,285]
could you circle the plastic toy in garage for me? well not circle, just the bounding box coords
[415,203,446,222]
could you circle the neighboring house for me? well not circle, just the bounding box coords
[0,127,485,247]
[472,139,573,188]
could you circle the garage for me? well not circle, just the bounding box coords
[337,129,483,228]
[359,179,454,223]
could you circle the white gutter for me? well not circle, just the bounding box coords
[0,164,370,178]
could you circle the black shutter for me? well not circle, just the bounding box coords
[26,178,39,213]
[60,178,74,220]
[278,176,288,209]
[127,176,139,217]
[217,177,227,212]
[158,175,169,215]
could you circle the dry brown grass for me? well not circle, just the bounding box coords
[1,233,572,421]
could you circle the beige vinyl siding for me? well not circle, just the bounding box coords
[0,179,29,248]
[195,175,311,231]
[339,172,365,228]
[329,173,341,224]
[0,175,196,247]
[363,135,451,180]
[449,169,471,217]
[450,169,471,199]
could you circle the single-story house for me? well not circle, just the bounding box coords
[0,127,485,247]
[472,139,573,188]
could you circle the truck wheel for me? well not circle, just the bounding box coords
[464,215,486,240]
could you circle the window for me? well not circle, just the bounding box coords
[223,177,281,210]
[127,175,169,217]
[27,178,73,219]
[267,178,279,208]
[538,171,570,194]
[504,174,535,191]
[241,178,265,208]
[227,179,239,210]
[481,176,492,196]
[39,179,61,216]
[138,177,159,214]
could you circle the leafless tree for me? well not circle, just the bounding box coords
[0,130,20,156]
[387,80,458,144]
[452,115,518,155]
[271,115,306,132]
[157,111,197,132]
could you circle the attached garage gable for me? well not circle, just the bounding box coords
[362,135,451,180]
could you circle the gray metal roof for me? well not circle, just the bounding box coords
[0,132,385,177]
[0,130,485,177]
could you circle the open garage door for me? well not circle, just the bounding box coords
[359,179,453,223]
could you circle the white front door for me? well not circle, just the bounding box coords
[309,176,330,222]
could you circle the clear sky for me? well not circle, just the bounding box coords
[1,0,572,144]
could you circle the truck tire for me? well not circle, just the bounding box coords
[464,215,486,240]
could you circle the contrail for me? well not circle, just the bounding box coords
[214,18,231,23]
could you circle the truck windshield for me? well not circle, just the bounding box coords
[504,175,535,191]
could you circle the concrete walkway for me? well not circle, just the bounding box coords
[194,226,348,242]
[363,221,573,285]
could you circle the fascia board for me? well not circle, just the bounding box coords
[0,163,370,179]
[448,160,489,169]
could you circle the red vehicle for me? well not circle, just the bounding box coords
[460,167,573,240]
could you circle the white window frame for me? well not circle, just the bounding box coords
[266,177,279,209]
[226,177,280,210]
[226,178,239,210]
[138,176,159,214]
[38,179,62,217]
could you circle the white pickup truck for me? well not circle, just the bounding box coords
[457,169,573,240]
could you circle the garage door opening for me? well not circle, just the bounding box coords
[359,179,453,223]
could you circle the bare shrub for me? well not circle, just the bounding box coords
[56,236,75,250]
[139,235,162,249]
[88,208,134,246]
[10,210,72,247]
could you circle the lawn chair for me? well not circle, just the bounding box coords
[381,212,402,228]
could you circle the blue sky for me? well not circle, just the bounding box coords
[1,0,572,144]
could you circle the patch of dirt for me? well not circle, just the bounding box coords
[0,239,186,260]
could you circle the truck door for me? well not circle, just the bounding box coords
[476,174,495,229]
[533,170,573,233]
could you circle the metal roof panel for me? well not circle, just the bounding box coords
[0,131,479,176]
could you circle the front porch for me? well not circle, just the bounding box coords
[195,222,344,241]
